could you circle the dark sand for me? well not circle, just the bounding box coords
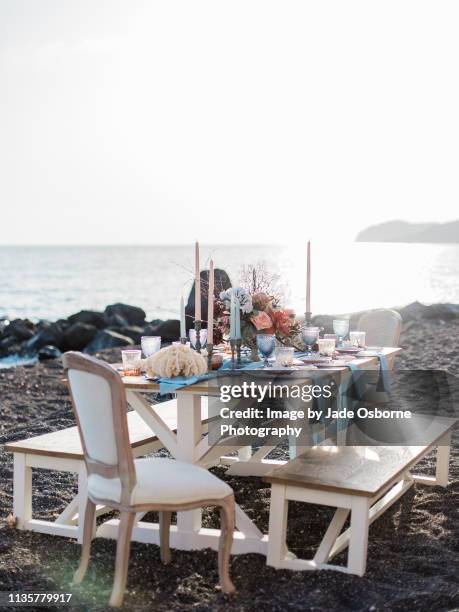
[0,319,458,611]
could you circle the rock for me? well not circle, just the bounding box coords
[421,303,459,321]
[3,319,35,341]
[27,322,64,351]
[67,310,106,329]
[399,301,427,321]
[0,335,20,352]
[84,329,134,353]
[143,323,158,336]
[38,345,62,361]
[151,319,180,343]
[56,319,70,330]
[104,303,146,327]
[105,313,129,328]
[63,322,98,351]
[119,326,146,344]
[185,268,232,325]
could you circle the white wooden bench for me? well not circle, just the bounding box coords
[4,399,207,543]
[264,415,456,576]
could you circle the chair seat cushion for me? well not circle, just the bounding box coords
[88,458,232,506]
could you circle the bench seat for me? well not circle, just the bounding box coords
[264,416,456,576]
[5,399,210,541]
[4,401,187,461]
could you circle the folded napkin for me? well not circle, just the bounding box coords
[158,372,217,395]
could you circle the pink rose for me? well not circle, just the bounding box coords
[251,311,273,330]
[270,309,294,336]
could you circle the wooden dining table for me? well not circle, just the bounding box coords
[96,347,402,556]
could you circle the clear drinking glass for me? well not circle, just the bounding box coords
[121,349,142,376]
[332,319,349,347]
[141,336,161,357]
[318,338,335,357]
[189,328,208,349]
[301,326,321,354]
[275,346,294,367]
[350,331,366,348]
[256,334,276,367]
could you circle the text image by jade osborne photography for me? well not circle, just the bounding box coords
[0,2,458,612]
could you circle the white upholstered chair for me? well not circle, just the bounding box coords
[63,352,235,608]
[358,309,402,348]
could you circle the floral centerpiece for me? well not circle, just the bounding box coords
[214,264,300,355]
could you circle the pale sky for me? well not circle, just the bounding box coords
[1,0,458,245]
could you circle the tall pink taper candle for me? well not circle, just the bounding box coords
[306,241,311,316]
[195,241,201,320]
[207,259,214,344]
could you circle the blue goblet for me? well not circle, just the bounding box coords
[301,326,320,355]
[332,319,349,347]
[256,334,276,368]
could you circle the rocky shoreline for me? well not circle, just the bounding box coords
[0,269,234,363]
[1,293,459,365]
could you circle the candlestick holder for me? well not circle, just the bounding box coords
[180,337,188,345]
[230,339,236,368]
[230,338,242,368]
[206,343,213,372]
[194,320,202,353]
[236,338,242,367]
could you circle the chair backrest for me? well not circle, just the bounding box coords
[357,309,402,347]
[62,351,136,505]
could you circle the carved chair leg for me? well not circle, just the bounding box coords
[73,499,96,584]
[159,511,172,564]
[218,495,236,593]
[109,511,135,608]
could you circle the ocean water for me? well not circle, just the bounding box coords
[0,243,458,322]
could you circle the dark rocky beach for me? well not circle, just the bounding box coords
[0,305,458,611]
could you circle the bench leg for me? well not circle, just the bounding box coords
[267,484,288,568]
[348,497,370,576]
[314,508,349,565]
[436,431,452,487]
[412,431,452,487]
[13,454,32,529]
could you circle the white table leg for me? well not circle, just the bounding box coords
[13,454,32,529]
[175,393,203,534]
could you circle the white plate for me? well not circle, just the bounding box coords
[316,360,347,368]
[300,356,332,364]
[336,346,360,354]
